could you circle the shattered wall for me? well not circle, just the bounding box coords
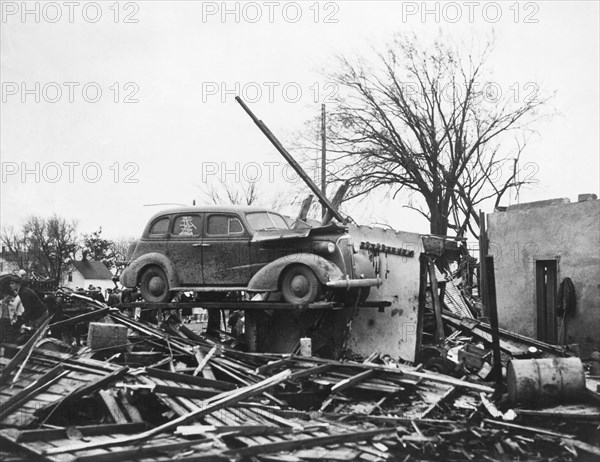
[487,197,600,357]
[346,225,422,362]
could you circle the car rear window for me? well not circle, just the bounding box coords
[246,212,289,230]
[149,217,170,236]
[172,215,202,237]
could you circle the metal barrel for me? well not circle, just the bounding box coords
[507,358,586,406]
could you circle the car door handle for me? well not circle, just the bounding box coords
[193,243,210,247]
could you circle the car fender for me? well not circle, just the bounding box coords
[353,253,376,279]
[120,253,180,288]
[247,253,344,292]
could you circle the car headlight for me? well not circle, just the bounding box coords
[352,242,361,253]
[313,241,336,255]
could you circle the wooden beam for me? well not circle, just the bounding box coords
[331,369,375,393]
[49,308,110,328]
[145,368,235,390]
[98,390,128,424]
[426,257,445,345]
[289,364,334,381]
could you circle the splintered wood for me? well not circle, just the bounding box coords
[1,313,598,462]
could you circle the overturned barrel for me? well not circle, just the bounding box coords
[507,358,586,406]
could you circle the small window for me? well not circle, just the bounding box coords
[172,215,202,237]
[150,217,170,236]
[229,217,244,234]
[207,215,245,236]
[68,273,73,282]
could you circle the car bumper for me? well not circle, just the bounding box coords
[325,277,381,289]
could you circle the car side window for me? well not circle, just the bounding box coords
[149,217,170,236]
[207,215,245,236]
[172,215,202,237]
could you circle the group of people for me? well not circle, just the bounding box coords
[70,285,134,308]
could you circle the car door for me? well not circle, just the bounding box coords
[203,213,251,285]
[166,213,204,285]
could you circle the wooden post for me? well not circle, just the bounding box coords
[478,210,488,317]
[485,255,503,386]
[321,103,327,218]
[415,254,428,358]
[427,257,445,345]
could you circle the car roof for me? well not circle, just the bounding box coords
[147,205,279,221]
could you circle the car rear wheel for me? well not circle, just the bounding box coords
[281,265,321,305]
[140,266,172,303]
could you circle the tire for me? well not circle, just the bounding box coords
[139,266,172,303]
[281,265,321,305]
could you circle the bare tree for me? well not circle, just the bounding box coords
[1,226,31,271]
[198,177,295,212]
[200,178,260,206]
[306,34,552,238]
[19,215,79,283]
[110,237,137,263]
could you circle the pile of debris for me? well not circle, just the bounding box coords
[1,300,599,462]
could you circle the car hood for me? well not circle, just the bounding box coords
[251,222,347,242]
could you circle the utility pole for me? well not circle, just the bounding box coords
[321,103,327,218]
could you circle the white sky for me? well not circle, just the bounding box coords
[1,0,599,240]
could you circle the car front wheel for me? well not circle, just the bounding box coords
[281,265,321,305]
[140,266,172,303]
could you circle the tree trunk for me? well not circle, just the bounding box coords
[429,209,449,236]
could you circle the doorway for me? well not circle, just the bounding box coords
[536,260,557,343]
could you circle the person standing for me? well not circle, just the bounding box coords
[8,276,49,342]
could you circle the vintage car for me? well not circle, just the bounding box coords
[120,206,380,305]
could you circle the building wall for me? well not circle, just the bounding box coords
[487,198,600,357]
[346,225,422,362]
[0,257,20,275]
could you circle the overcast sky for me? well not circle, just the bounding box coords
[1,1,598,240]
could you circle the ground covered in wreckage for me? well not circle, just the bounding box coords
[1,308,599,462]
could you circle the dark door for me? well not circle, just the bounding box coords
[536,260,557,343]
[167,213,204,285]
[203,213,251,285]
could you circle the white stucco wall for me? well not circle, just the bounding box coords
[346,225,422,362]
[487,198,600,357]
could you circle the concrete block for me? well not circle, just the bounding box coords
[87,322,128,350]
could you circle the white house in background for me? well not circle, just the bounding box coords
[64,260,115,293]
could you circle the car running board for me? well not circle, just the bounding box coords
[170,286,270,292]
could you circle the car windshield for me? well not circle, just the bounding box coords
[246,212,289,231]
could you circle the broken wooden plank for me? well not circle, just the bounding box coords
[49,308,110,328]
[0,315,51,384]
[193,345,218,377]
[14,422,147,443]
[483,419,575,439]
[223,428,396,458]
[331,369,376,393]
[0,365,67,421]
[98,390,128,424]
[145,367,236,391]
[289,364,334,381]
[35,367,128,420]
[43,369,292,455]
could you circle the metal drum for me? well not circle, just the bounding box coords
[507,357,586,406]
